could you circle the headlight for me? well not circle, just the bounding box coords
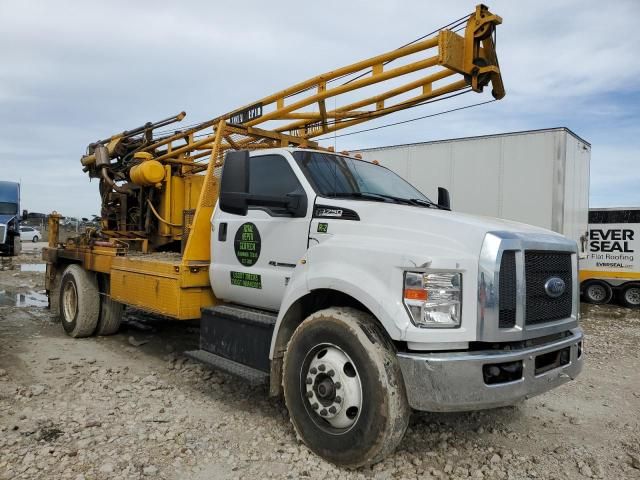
[403,271,462,328]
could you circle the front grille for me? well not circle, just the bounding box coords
[524,251,572,325]
[498,251,517,328]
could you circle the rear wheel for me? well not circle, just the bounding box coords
[582,280,612,305]
[282,307,409,468]
[620,283,640,308]
[96,278,124,336]
[59,264,100,338]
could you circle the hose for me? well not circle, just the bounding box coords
[146,199,182,227]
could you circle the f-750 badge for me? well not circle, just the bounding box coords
[315,208,342,217]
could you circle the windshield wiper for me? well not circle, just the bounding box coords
[361,193,439,208]
[407,198,443,209]
[326,192,388,202]
[326,192,442,209]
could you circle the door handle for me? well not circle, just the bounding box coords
[218,222,227,241]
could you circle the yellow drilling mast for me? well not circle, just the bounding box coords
[46,4,505,320]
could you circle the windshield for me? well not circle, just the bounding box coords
[0,202,17,215]
[293,151,432,203]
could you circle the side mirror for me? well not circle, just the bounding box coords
[284,192,307,218]
[437,187,451,211]
[219,150,250,216]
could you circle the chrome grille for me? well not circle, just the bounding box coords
[498,251,517,328]
[478,231,578,342]
[524,251,573,325]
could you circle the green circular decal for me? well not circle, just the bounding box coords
[234,222,261,266]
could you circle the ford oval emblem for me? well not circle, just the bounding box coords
[544,277,566,298]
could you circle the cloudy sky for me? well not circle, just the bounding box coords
[1,0,639,217]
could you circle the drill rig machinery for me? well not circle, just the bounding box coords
[75,4,504,255]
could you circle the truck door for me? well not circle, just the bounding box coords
[211,152,311,311]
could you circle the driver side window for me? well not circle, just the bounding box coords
[249,155,305,215]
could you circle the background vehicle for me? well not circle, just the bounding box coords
[43,6,583,467]
[0,181,21,256]
[19,226,41,242]
[580,208,640,307]
[354,127,590,250]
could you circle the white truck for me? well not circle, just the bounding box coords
[580,208,640,307]
[50,147,585,466]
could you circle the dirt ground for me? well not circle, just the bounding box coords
[1,246,639,480]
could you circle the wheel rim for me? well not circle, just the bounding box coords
[62,280,78,323]
[624,287,640,306]
[587,284,607,302]
[301,343,363,433]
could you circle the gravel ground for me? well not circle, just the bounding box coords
[1,248,639,479]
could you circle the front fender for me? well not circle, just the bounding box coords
[270,234,480,358]
[269,238,419,359]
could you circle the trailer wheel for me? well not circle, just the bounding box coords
[282,307,409,468]
[582,280,612,305]
[620,283,640,308]
[96,294,124,336]
[59,264,100,338]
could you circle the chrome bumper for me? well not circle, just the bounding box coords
[397,328,584,412]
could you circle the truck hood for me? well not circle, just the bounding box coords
[319,200,566,258]
[0,214,15,225]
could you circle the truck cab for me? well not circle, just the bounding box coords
[0,181,21,256]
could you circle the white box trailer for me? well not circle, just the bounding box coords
[580,208,640,307]
[354,127,591,250]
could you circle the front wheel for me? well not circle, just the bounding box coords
[32,236,39,243]
[282,307,409,468]
[620,283,640,308]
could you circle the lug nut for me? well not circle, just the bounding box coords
[310,367,317,375]
[306,377,312,385]
[318,364,326,372]
[328,369,335,377]
[306,391,313,398]
[312,403,319,410]
[329,406,337,414]
[335,382,341,389]
[320,409,328,416]
[335,396,342,403]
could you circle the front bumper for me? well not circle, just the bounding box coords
[397,328,583,412]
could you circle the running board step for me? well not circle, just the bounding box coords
[199,304,277,374]
[185,349,269,386]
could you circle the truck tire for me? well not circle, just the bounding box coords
[282,307,410,468]
[49,270,62,321]
[96,295,124,335]
[620,283,640,308]
[59,264,100,338]
[582,280,612,305]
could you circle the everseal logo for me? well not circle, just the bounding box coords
[544,277,566,298]
[234,222,261,266]
[589,228,635,253]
